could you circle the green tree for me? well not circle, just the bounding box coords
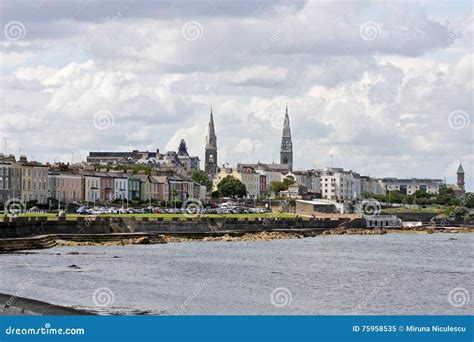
[217,176,246,198]
[413,190,431,199]
[191,170,213,191]
[435,187,458,206]
[461,193,474,208]
[268,181,287,194]
[282,175,295,187]
[386,191,406,204]
[267,175,295,195]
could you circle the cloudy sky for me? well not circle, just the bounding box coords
[1,0,472,189]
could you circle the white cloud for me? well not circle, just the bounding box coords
[0,1,472,190]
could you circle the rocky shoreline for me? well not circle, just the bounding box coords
[322,226,474,235]
[54,227,474,245]
[55,236,154,246]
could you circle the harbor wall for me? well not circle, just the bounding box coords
[0,216,357,238]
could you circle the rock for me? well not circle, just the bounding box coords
[323,227,385,235]
[133,236,151,244]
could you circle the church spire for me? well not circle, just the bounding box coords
[280,106,293,171]
[206,108,217,149]
[282,105,291,137]
[205,108,218,176]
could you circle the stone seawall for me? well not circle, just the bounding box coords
[0,216,358,238]
[121,216,352,233]
[380,212,438,223]
[0,216,110,238]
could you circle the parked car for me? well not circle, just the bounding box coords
[76,207,89,214]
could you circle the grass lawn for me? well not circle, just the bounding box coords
[12,212,298,220]
[381,206,445,214]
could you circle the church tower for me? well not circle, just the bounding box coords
[280,106,293,171]
[205,108,217,176]
[457,162,465,192]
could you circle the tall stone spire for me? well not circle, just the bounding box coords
[206,108,217,149]
[280,106,293,171]
[457,161,465,192]
[205,108,218,176]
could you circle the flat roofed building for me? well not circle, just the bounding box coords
[381,178,443,195]
[320,167,361,201]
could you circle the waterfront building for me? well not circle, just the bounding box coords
[9,162,22,200]
[97,173,114,202]
[0,163,12,202]
[280,182,308,199]
[83,173,101,204]
[320,167,361,201]
[127,174,141,201]
[284,170,321,195]
[86,150,161,164]
[48,172,83,204]
[137,175,156,202]
[365,215,402,228]
[149,176,168,201]
[213,166,265,199]
[87,141,200,177]
[19,159,49,204]
[381,178,443,195]
[254,169,283,189]
[295,199,356,215]
[108,172,128,201]
[360,176,385,196]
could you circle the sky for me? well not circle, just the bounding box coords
[0,0,473,190]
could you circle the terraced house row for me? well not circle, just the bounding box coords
[0,156,206,205]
